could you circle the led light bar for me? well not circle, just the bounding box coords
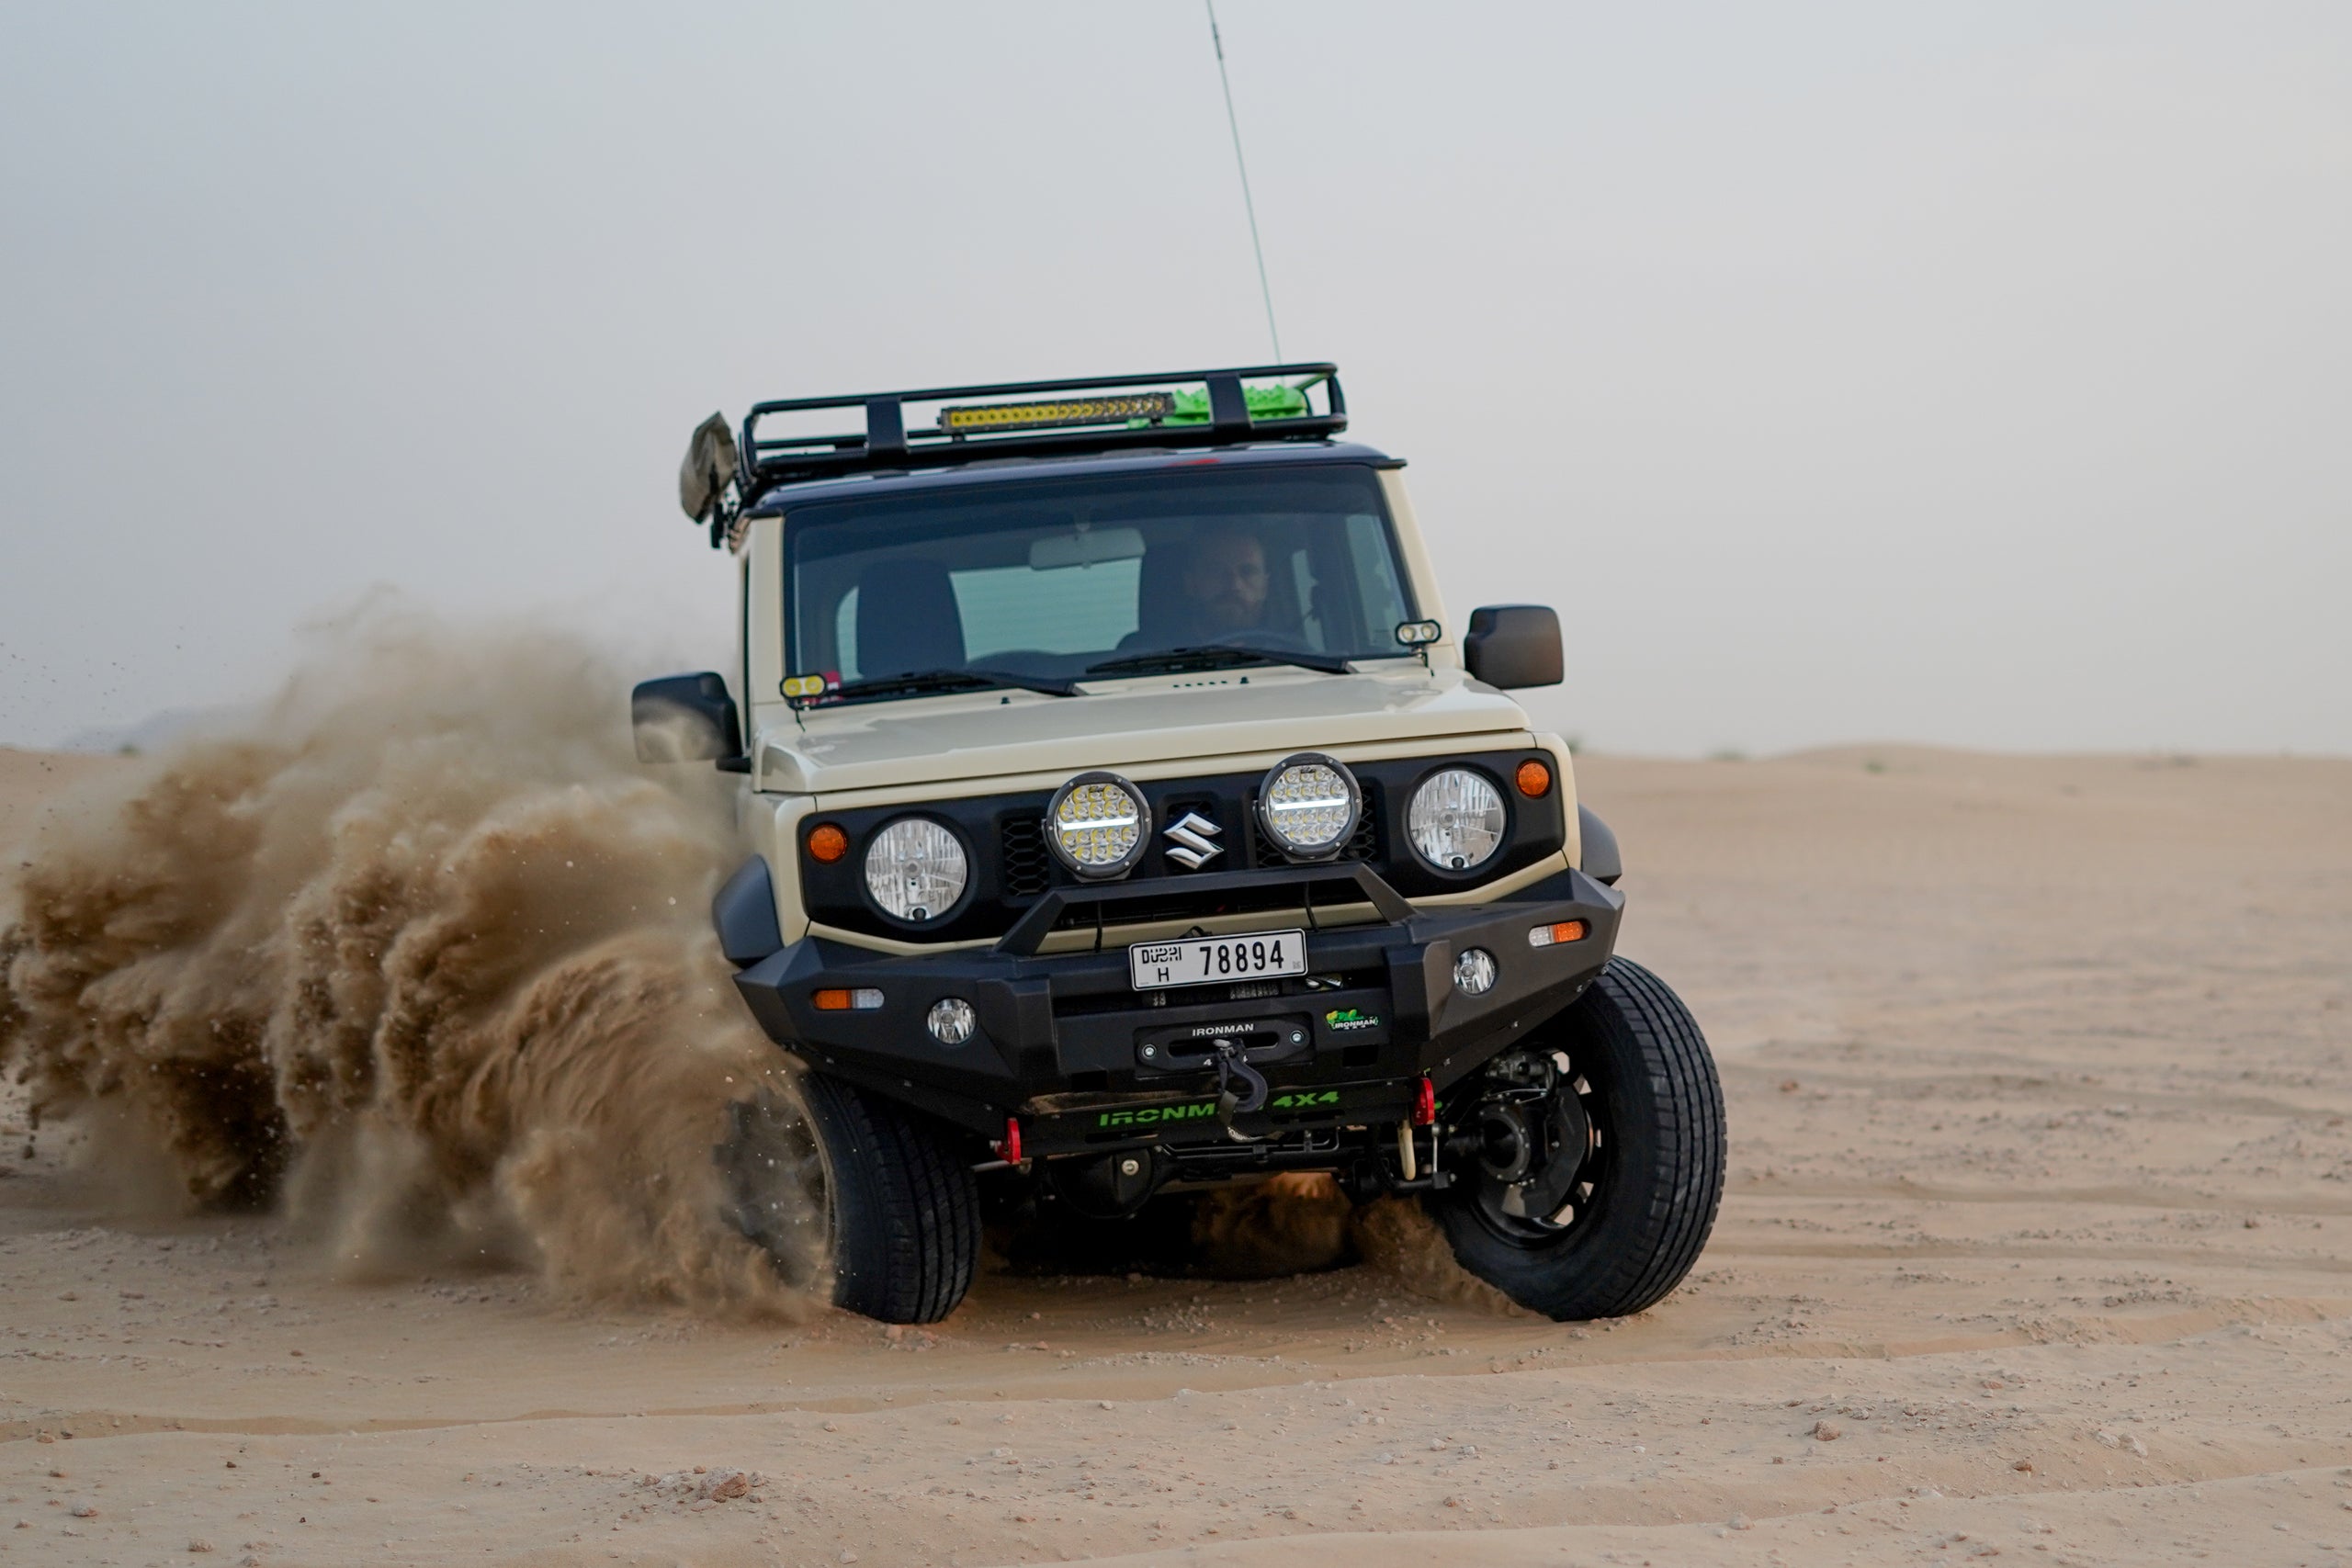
[939,392,1177,435]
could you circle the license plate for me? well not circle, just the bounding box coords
[1128,929,1306,990]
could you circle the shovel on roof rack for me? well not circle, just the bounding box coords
[679,412,741,547]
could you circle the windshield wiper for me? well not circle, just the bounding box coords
[1084,645,1357,678]
[828,668,1079,703]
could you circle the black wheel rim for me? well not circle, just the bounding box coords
[1460,1052,1614,1247]
[719,1089,834,1289]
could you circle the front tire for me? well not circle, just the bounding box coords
[1428,957,1725,1320]
[719,1073,980,1324]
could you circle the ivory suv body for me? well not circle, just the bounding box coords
[637,365,1725,1324]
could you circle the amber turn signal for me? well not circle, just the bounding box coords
[1515,759,1553,797]
[807,822,849,863]
[1527,919,1588,949]
[812,987,884,1011]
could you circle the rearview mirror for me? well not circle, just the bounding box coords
[1463,604,1563,689]
[678,413,740,525]
[1028,526,1145,570]
[632,671,743,765]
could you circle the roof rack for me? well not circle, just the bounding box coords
[740,362,1345,493]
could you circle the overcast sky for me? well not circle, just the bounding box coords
[4,2,2346,756]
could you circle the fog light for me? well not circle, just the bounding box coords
[813,987,884,1011]
[927,997,977,1046]
[1453,947,1498,996]
[1527,919,1589,948]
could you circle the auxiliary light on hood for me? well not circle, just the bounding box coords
[1046,772,1151,880]
[1257,752,1362,861]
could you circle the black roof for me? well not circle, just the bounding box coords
[742,438,1400,517]
[698,363,1381,543]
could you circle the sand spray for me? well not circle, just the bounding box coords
[0,609,808,1312]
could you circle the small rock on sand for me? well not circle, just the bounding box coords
[1813,1420,1842,1441]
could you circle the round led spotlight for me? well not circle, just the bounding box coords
[1046,771,1150,880]
[1408,767,1507,872]
[1256,752,1362,861]
[863,817,969,922]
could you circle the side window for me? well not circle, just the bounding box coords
[832,587,862,682]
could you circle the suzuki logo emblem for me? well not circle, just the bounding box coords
[1163,811,1224,870]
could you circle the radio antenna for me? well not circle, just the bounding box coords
[1204,1,1281,361]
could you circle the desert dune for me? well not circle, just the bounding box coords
[4,741,2350,1566]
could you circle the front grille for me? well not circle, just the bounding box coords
[799,750,1560,943]
[1000,817,1052,899]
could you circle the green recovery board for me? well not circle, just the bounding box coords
[1132,382,1310,427]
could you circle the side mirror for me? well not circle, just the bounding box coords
[1463,604,1563,689]
[632,672,742,764]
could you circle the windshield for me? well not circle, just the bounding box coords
[783,464,1418,695]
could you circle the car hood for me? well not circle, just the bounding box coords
[754,666,1531,796]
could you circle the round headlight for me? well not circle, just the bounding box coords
[1256,752,1361,861]
[863,818,969,922]
[1407,768,1506,872]
[1046,772,1149,879]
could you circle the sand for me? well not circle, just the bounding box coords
[4,742,2350,1566]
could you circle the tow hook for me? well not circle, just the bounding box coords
[1208,1037,1268,1142]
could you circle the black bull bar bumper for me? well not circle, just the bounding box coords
[731,864,1623,1156]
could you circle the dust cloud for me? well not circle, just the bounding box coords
[0,609,808,1312]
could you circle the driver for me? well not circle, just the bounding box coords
[1177,524,1270,638]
